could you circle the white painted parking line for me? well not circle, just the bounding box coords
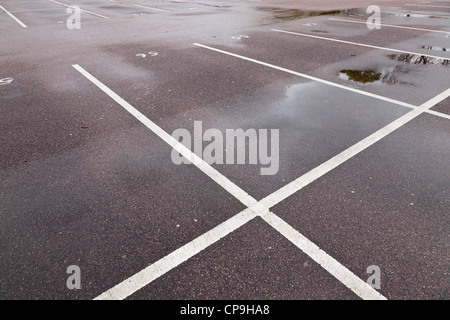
[406,4,450,9]
[49,0,109,19]
[0,5,27,28]
[108,0,171,12]
[271,28,450,61]
[329,18,450,34]
[260,212,387,300]
[72,64,257,208]
[194,43,450,120]
[95,208,258,300]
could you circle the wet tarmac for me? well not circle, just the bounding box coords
[0,0,449,300]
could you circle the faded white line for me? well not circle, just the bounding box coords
[259,88,450,209]
[193,43,417,110]
[72,64,256,208]
[271,28,450,61]
[329,18,450,34]
[0,5,27,28]
[49,0,109,19]
[95,208,258,300]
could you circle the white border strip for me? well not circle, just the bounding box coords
[49,0,109,19]
[271,28,450,61]
[0,5,27,28]
[329,18,450,34]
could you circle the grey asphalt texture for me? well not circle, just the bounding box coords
[0,0,449,300]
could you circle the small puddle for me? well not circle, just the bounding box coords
[339,67,410,85]
[388,54,449,66]
[257,7,350,21]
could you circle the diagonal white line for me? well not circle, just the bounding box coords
[271,28,450,61]
[72,64,256,208]
[0,5,27,28]
[329,18,450,34]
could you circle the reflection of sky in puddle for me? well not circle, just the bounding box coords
[339,67,411,85]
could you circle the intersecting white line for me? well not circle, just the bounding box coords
[0,5,27,28]
[73,63,449,301]
[271,28,450,61]
[329,18,450,34]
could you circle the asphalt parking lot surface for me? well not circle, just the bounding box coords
[0,0,449,300]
